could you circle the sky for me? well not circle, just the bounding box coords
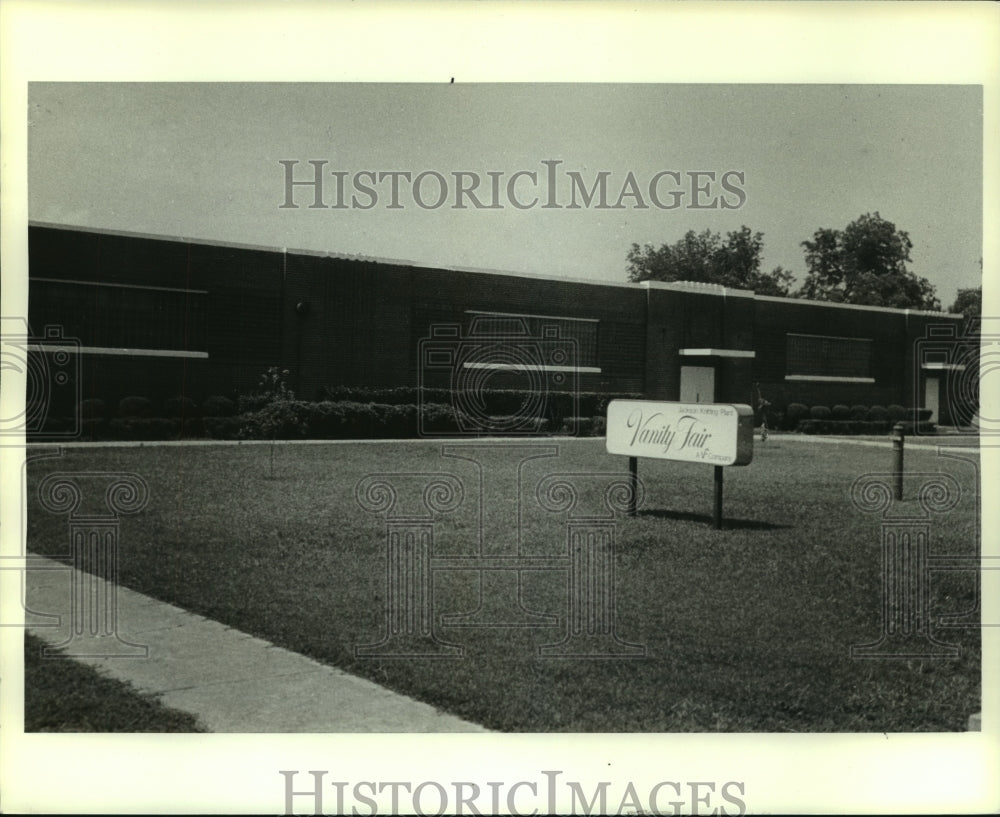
[28,83,982,307]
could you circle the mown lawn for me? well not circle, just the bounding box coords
[25,437,981,732]
[24,633,206,732]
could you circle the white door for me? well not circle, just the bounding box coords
[924,376,940,422]
[680,366,715,403]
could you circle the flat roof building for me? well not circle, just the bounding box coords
[25,223,971,431]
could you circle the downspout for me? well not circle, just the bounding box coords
[904,308,911,408]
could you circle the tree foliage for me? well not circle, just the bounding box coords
[798,212,940,310]
[949,286,981,320]
[626,226,794,296]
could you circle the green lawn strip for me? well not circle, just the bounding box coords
[23,633,206,732]
[26,439,981,732]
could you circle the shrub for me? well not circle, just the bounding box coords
[850,404,869,421]
[108,417,179,440]
[238,367,295,413]
[78,398,106,420]
[784,403,809,430]
[591,416,607,437]
[238,400,310,439]
[79,399,106,440]
[832,404,851,421]
[420,403,465,434]
[373,403,418,438]
[117,396,152,418]
[797,419,894,435]
[915,408,933,422]
[887,404,908,422]
[163,396,198,418]
[867,405,888,422]
[810,405,832,420]
[763,406,784,430]
[203,416,242,439]
[202,395,237,417]
[561,417,593,436]
[319,387,644,421]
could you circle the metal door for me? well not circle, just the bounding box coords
[680,366,715,403]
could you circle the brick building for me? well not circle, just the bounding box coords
[26,223,969,425]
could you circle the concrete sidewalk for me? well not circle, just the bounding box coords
[24,556,487,733]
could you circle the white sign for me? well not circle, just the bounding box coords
[606,400,754,466]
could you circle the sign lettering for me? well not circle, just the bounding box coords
[607,400,753,466]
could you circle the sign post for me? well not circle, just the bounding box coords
[713,465,724,530]
[606,400,754,528]
[628,455,638,517]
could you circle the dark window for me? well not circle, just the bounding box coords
[466,311,599,369]
[31,280,207,353]
[786,333,872,378]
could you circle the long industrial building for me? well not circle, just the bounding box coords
[26,222,970,425]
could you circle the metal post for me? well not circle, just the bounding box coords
[892,422,905,501]
[713,465,723,530]
[628,456,638,517]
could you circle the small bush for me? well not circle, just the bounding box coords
[831,404,851,421]
[592,416,607,437]
[849,404,869,421]
[797,419,894,435]
[810,405,831,420]
[238,367,295,413]
[784,403,809,430]
[867,405,889,422]
[163,396,198,418]
[561,417,593,436]
[79,398,106,420]
[202,395,237,418]
[117,396,152,418]
[373,404,418,438]
[203,416,242,439]
[109,417,179,440]
[319,387,643,420]
[238,400,310,440]
[887,404,908,422]
[762,406,783,430]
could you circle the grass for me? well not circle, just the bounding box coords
[25,437,981,732]
[23,633,206,732]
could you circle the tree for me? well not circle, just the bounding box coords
[626,226,795,296]
[949,286,981,320]
[798,212,940,310]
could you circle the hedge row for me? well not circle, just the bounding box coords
[796,419,936,436]
[79,395,237,420]
[71,401,610,441]
[319,387,643,418]
[764,403,932,431]
[78,390,644,421]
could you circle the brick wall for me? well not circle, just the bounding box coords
[26,225,964,419]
